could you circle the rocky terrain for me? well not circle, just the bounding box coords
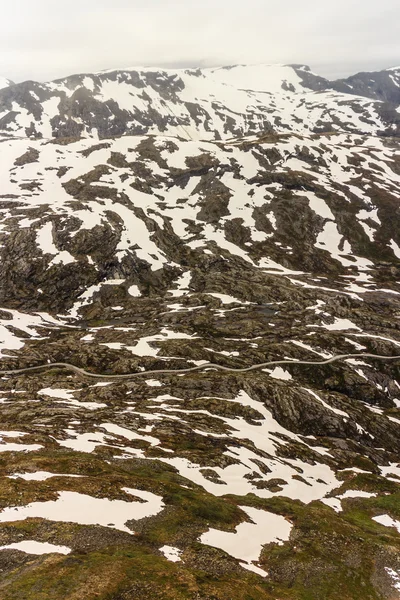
[0,64,399,599]
[0,64,399,141]
[330,66,400,105]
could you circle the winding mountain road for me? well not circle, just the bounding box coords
[0,353,399,380]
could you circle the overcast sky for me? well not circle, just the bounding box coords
[1,0,399,82]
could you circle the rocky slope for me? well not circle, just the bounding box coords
[332,66,400,105]
[0,64,399,600]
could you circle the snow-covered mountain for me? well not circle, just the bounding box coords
[331,66,400,104]
[0,64,400,598]
[0,64,399,141]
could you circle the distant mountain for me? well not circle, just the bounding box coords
[331,66,400,104]
[0,64,398,141]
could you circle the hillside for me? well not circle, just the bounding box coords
[0,64,399,600]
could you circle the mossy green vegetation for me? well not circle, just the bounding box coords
[0,455,399,600]
[224,490,400,600]
[0,544,275,600]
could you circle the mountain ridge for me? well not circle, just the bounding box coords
[4,62,400,87]
[0,63,399,142]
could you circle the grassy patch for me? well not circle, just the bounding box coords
[0,545,275,600]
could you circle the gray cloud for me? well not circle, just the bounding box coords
[1,0,399,82]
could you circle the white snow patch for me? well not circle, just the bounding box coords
[0,541,71,555]
[40,388,75,400]
[100,423,160,446]
[8,472,83,481]
[128,328,197,357]
[303,191,335,220]
[200,505,291,576]
[0,489,164,534]
[321,318,361,332]
[128,285,141,297]
[290,340,332,358]
[207,293,249,305]
[268,367,292,381]
[169,271,192,297]
[373,515,400,533]
[386,567,400,592]
[321,498,343,513]
[390,240,400,259]
[0,441,42,453]
[160,545,182,563]
[57,430,109,453]
[304,389,349,417]
[339,490,377,499]
[36,222,75,266]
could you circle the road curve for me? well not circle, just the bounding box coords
[0,353,399,380]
